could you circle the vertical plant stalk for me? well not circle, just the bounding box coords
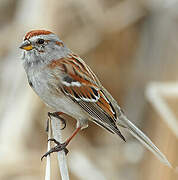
[50,115,70,180]
[45,118,52,180]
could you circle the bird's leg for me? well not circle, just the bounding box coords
[46,112,66,132]
[41,126,81,161]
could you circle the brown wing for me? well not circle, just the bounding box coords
[48,54,125,141]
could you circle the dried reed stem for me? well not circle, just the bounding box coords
[45,118,52,180]
[45,115,70,180]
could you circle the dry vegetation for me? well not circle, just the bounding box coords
[0,0,177,179]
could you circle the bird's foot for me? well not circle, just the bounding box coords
[41,138,69,161]
[47,112,66,130]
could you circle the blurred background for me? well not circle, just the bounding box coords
[0,0,178,179]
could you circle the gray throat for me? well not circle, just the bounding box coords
[22,45,71,73]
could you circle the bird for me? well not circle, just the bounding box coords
[19,30,171,167]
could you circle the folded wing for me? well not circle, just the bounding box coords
[48,54,125,141]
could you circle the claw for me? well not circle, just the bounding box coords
[64,148,69,155]
[48,112,66,130]
[48,138,60,145]
[60,117,66,130]
[41,147,55,161]
[45,118,49,132]
[41,141,69,161]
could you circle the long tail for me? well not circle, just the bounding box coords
[118,113,172,168]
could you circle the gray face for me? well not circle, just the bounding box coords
[20,34,70,69]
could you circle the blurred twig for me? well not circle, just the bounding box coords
[146,82,178,138]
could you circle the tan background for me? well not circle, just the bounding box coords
[0,0,177,179]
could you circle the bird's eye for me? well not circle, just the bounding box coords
[37,39,45,44]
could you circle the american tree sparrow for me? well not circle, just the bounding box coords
[19,30,170,166]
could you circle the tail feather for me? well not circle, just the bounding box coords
[118,114,172,168]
